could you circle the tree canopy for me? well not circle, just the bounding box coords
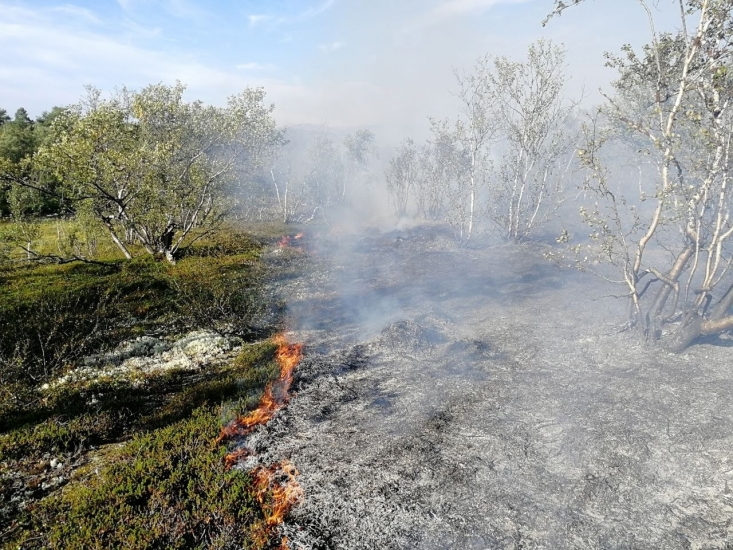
[0,106,68,216]
[548,0,733,350]
[2,83,283,263]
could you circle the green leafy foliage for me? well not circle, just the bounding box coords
[0,106,67,217]
[0,222,296,548]
[24,83,284,262]
[7,408,273,550]
[0,109,35,163]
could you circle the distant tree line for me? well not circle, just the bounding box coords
[0,86,380,264]
[265,127,378,224]
[382,0,733,351]
[0,84,283,263]
[385,40,579,244]
[0,106,67,217]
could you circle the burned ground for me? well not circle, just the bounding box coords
[246,225,733,549]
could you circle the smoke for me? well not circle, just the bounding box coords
[237,6,733,545]
[8,1,729,546]
[264,1,681,144]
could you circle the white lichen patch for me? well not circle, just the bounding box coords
[44,330,241,389]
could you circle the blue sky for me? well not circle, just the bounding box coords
[0,0,683,139]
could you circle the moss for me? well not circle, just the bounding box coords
[2,340,287,549]
[0,222,302,548]
[0,412,122,462]
[0,224,271,428]
[141,341,279,430]
[0,341,279,463]
[6,408,271,550]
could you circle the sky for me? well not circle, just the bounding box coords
[0,0,684,142]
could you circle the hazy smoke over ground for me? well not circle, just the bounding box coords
[228,7,733,544]
[4,1,733,547]
[247,224,733,548]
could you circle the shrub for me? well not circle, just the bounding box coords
[2,341,282,550]
[9,408,271,550]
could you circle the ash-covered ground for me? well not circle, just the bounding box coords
[247,224,733,549]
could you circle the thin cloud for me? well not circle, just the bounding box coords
[301,0,337,18]
[410,0,530,29]
[248,14,272,28]
[318,41,344,53]
[0,1,313,124]
[52,4,103,25]
[164,0,210,19]
[236,62,277,71]
[435,0,526,16]
[116,0,134,12]
[122,18,162,38]
[116,0,208,19]
[245,1,336,31]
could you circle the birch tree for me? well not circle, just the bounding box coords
[415,140,449,220]
[452,57,499,242]
[552,0,733,351]
[385,138,419,216]
[302,132,345,220]
[23,83,281,263]
[489,40,577,242]
[419,61,497,242]
[343,129,377,203]
[269,160,304,224]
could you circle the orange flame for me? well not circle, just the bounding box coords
[218,335,304,550]
[252,459,304,528]
[277,233,305,249]
[217,335,302,446]
[223,448,251,470]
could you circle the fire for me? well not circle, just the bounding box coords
[216,334,304,549]
[252,460,304,527]
[223,448,251,470]
[217,334,303,445]
[277,233,305,249]
[274,333,302,383]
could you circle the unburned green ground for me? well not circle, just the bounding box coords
[0,221,303,548]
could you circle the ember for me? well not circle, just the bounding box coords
[277,233,305,249]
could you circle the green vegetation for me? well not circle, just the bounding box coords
[0,107,66,217]
[0,83,282,264]
[4,365,280,549]
[0,83,304,547]
[0,221,300,548]
[0,224,266,427]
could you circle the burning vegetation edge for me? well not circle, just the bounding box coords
[217,333,305,549]
[0,228,308,549]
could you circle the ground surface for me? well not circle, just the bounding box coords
[244,224,733,549]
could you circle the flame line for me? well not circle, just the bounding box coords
[217,334,304,549]
[217,335,302,446]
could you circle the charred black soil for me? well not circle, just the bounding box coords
[249,225,733,549]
